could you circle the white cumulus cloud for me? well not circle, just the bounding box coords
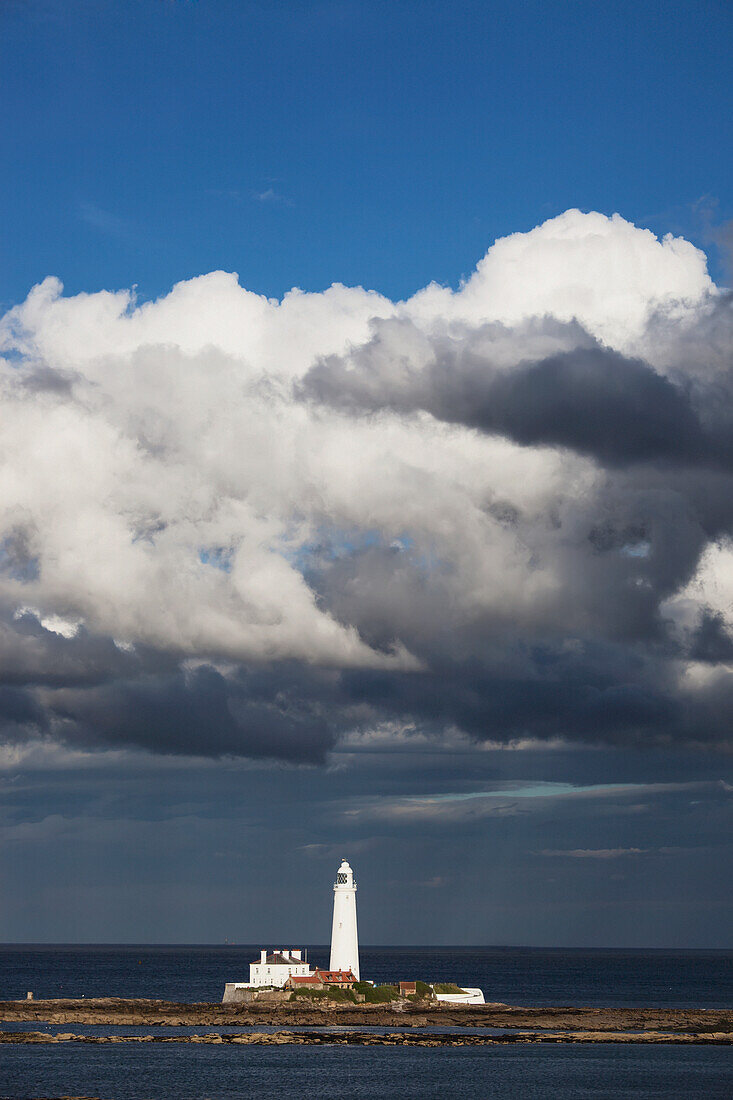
[0,209,731,760]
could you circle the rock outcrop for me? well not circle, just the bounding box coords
[1,998,731,1038]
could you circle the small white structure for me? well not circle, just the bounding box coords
[329,858,360,981]
[433,987,485,1005]
[248,948,313,988]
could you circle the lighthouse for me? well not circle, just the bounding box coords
[329,858,360,980]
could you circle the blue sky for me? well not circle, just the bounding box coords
[1,1,732,947]
[2,0,732,308]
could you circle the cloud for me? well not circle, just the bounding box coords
[539,847,646,858]
[253,187,293,207]
[78,202,138,243]
[1,209,733,761]
[302,327,721,468]
[328,781,711,828]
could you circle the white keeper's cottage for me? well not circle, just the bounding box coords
[248,948,312,988]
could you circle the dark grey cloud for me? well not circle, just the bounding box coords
[301,311,733,470]
[1,462,732,762]
[0,609,338,763]
[0,609,174,688]
[11,622,732,761]
[18,364,76,396]
[286,308,733,759]
[689,612,733,663]
[46,663,337,763]
[0,528,39,583]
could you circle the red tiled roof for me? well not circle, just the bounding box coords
[313,969,356,983]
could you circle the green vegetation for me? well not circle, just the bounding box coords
[289,987,358,1004]
[351,982,399,1004]
[289,979,466,1005]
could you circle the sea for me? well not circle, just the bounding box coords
[0,945,731,1099]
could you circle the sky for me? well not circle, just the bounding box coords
[0,0,732,947]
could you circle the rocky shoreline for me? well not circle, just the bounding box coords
[1,1028,732,1046]
[1,999,731,1044]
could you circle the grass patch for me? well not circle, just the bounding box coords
[289,987,357,1003]
[351,983,399,1004]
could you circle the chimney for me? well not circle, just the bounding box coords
[282,949,290,960]
[260,949,267,964]
[292,949,301,960]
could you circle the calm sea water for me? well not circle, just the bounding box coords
[0,1044,731,1100]
[1,946,731,1098]
[0,944,731,1008]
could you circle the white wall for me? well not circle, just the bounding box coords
[248,960,313,988]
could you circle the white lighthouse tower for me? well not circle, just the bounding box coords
[329,858,360,980]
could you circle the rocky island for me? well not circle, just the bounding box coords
[1,997,731,1046]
